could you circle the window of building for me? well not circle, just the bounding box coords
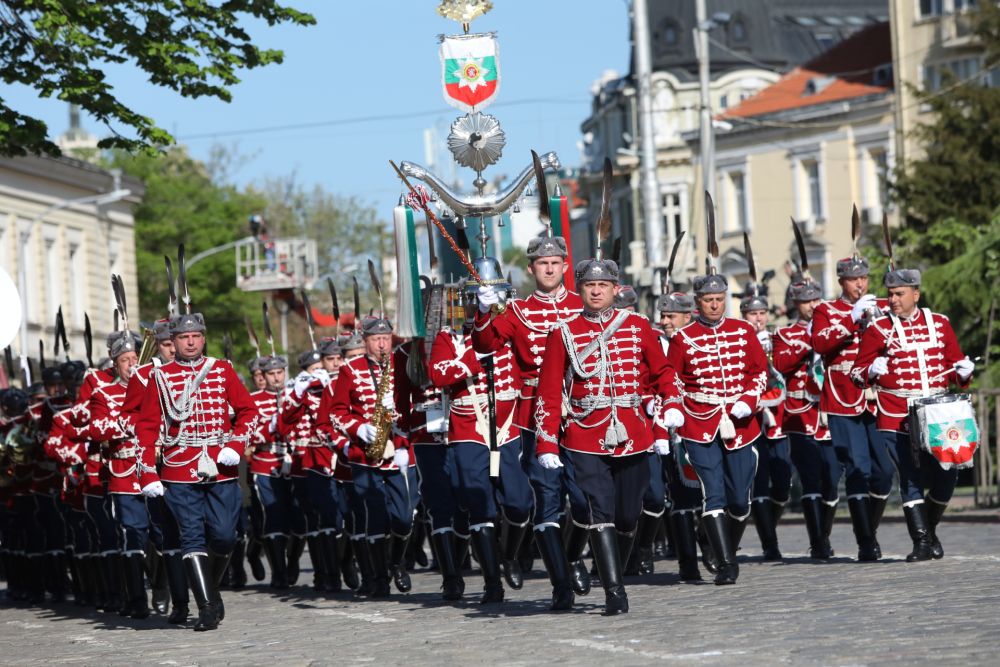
[661,191,683,241]
[719,169,750,234]
[730,17,748,44]
[719,93,729,109]
[920,0,944,17]
[44,234,60,324]
[872,149,890,210]
[954,0,978,12]
[805,161,823,221]
[18,223,37,323]
[68,236,86,327]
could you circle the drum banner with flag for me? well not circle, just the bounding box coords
[916,399,978,470]
[439,32,500,113]
[675,439,701,489]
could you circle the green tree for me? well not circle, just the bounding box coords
[0,0,314,156]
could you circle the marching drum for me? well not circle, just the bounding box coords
[908,394,979,470]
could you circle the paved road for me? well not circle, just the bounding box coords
[2,521,998,666]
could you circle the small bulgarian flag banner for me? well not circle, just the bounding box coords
[918,400,978,470]
[440,32,500,113]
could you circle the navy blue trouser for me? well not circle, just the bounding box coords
[413,443,460,532]
[828,412,894,497]
[521,428,589,527]
[66,509,93,555]
[33,492,66,553]
[683,438,758,519]
[451,439,534,526]
[788,434,840,501]
[752,437,793,503]
[306,471,344,534]
[560,449,649,532]
[880,431,959,504]
[345,482,366,538]
[251,474,293,538]
[11,495,37,554]
[147,495,181,553]
[290,475,318,537]
[350,464,416,538]
[163,480,241,557]
[641,452,667,515]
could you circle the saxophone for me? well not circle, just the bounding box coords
[366,353,395,461]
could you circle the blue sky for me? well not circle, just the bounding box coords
[9,1,630,209]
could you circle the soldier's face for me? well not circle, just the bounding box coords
[157,339,175,361]
[365,334,393,358]
[796,299,821,321]
[696,294,726,320]
[114,351,138,381]
[252,370,266,389]
[580,280,618,311]
[528,256,568,292]
[321,355,342,372]
[839,275,869,302]
[888,286,920,317]
[659,311,690,335]
[264,368,286,391]
[173,332,206,359]
[45,381,67,398]
[345,348,364,359]
[744,309,769,331]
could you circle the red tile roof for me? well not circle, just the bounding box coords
[720,22,893,119]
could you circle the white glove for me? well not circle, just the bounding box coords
[393,449,409,469]
[538,453,564,470]
[269,414,278,434]
[868,357,889,379]
[475,351,492,360]
[357,423,377,444]
[730,401,752,420]
[653,439,671,456]
[381,392,395,411]
[645,400,658,417]
[756,329,772,353]
[342,441,351,457]
[293,371,313,397]
[851,294,877,323]
[661,407,685,429]
[217,447,242,467]
[312,368,330,386]
[141,481,164,499]
[477,285,499,313]
[954,357,975,380]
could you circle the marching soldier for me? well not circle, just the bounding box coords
[851,267,973,561]
[429,282,536,605]
[136,307,259,632]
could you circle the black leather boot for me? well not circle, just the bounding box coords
[535,526,574,611]
[389,532,412,593]
[122,553,151,619]
[499,517,529,590]
[148,551,169,614]
[801,497,829,559]
[264,536,289,589]
[616,529,636,574]
[353,538,376,597]
[869,495,887,560]
[563,521,592,596]
[207,551,231,623]
[100,554,124,612]
[470,526,503,604]
[820,499,837,558]
[702,513,737,585]
[185,555,218,631]
[516,526,535,575]
[634,511,661,576]
[286,534,305,585]
[67,553,84,605]
[904,504,933,562]
[306,535,327,592]
[319,532,343,592]
[925,500,946,559]
[367,538,391,597]
[589,526,627,615]
[670,511,702,581]
[246,538,266,582]
[848,496,879,562]
[164,553,190,624]
[45,552,68,603]
[227,539,248,591]
[431,531,464,600]
[696,515,720,575]
[408,519,429,569]
[340,536,361,591]
[454,532,472,571]
[751,499,782,561]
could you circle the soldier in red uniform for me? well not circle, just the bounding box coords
[810,256,894,561]
[773,280,839,559]
[665,270,768,586]
[534,255,683,615]
[328,314,414,598]
[740,288,792,561]
[430,283,537,606]
[472,232,593,606]
[852,267,973,561]
[136,312,259,631]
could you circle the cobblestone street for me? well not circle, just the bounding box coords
[1,519,998,666]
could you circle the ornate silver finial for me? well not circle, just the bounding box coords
[437,0,493,30]
[447,112,505,172]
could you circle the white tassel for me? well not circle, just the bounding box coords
[197,450,219,481]
[818,411,828,428]
[719,413,736,440]
[864,387,876,401]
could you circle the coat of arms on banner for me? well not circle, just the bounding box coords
[440,33,500,112]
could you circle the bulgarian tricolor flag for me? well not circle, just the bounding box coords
[440,33,500,113]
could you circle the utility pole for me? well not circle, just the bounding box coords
[696,0,715,203]
[632,0,665,275]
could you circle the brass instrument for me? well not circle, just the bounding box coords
[366,353,396,461]
[137,326,157,365]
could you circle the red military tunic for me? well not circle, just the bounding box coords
[665,317,768,449]
[280,372,343,477]
[429,327,520,447]
[44,400,101,496]
[394,341,446,446]
[327,353,407,470]
[77,367,116,403]
[249,388,285,477]
[535,309,681,457]
[30,397,73,494]
[136,356,258,484]
[772,320,830,440]
[472,287,582,429]
[811,297,886,417]
[851,309,968,433]
[89,381,144,494]
[120,362,165,490]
